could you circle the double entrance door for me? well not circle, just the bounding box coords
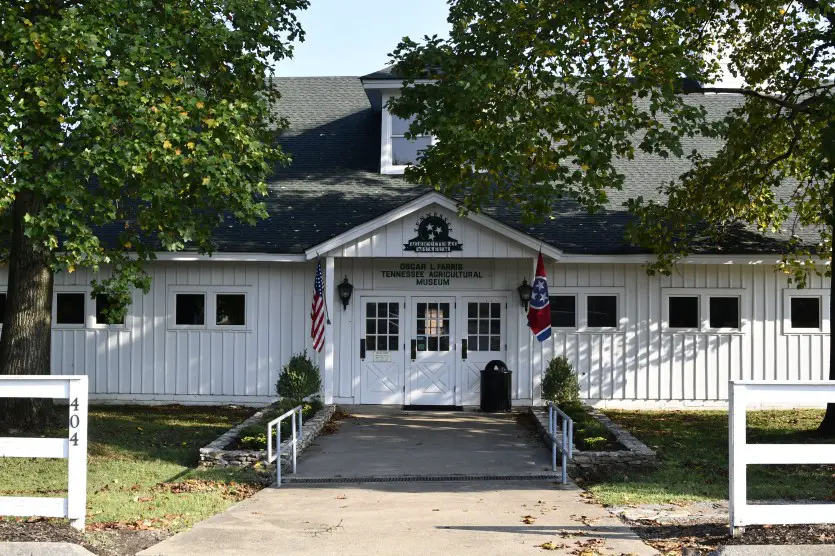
[359,295,507,406]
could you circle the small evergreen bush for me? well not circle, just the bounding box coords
[542,356,580,408]
[276,351,321,405]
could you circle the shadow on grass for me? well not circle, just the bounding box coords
[85,405,256,468]
[589,409,835,505]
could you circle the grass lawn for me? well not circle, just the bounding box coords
[586,409,835,507]
[0,405,264,532]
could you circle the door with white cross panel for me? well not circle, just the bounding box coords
[460,298,507,405]
[408,298,456,406]
[359,297,405,404]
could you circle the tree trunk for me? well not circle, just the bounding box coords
[817,238,835,435]
[0,191,55,430]
[817,155,835,436]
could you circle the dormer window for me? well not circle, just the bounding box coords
[381,94,433,174]
[391,115,432,167]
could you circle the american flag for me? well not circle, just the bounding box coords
[311,259,325,352]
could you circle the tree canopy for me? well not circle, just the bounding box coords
[0,0,307,315]
[0,0,306,425]
[389,0,833,284]
[389,0,834,432]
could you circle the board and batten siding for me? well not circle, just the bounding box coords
[536,262,831,407]
[37,261,315,403]
[0,257,827,407]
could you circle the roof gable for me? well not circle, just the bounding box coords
[308,192,562,260]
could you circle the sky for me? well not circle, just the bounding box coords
[276,0,742,86]
[277,0,451,77]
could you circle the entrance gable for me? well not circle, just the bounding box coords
[307,193,562,260]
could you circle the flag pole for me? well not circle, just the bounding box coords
[317,253,332,325]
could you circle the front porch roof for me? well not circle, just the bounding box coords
[303,191,564,261]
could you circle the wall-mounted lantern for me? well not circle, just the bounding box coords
[517,278,533,311]
[337,276,354,310]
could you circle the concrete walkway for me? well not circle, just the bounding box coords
[293,408,555,479]
[139,481,658,556]
[141,409,656,555]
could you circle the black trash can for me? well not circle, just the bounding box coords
[480,360,512,412]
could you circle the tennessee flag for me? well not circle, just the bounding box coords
[527,253,552,342]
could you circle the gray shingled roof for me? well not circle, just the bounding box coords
[207,76,810,255]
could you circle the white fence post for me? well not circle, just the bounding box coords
[728,382,747,537]
[0,375,89,530]
[66,377,89,530]
[728,380,835,537]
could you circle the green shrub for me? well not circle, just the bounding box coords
[542,355,580,408]
[276,351,321,404]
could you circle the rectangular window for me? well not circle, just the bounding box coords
[95,294,125,326]
[668,296,699,329]
[56,293,86,325]
[587,295,617,328]
[467,302,501,352]
[790,297,821,329]
[390,114,431,166]
[0,293,6,325]
[709,296,740,329]
[175,293,205,326]
[366,302,399,352]
[216,294,246,326]
[550,295,576,328]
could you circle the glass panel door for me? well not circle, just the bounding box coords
[410,298,455,406]
[359,298,404,404]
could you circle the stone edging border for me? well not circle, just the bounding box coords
[529,405,657,478]
[199,403,336,471]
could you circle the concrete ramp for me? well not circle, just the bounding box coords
[293,408,556,480]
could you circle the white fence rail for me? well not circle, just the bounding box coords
[729,380,835,536]
[0,375,89,530]
[266,405,303,487]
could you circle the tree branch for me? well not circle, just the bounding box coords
[687,86,830,113]
[798,0,835,29]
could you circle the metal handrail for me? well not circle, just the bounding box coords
[266,405,303,487]
[545,401,574,484]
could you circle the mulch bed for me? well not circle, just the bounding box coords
[320,410,353,435]
[154,478,262,501]
[628,519,835,554]
[0,517,169,556]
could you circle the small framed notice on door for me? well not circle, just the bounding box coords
[373,351,392,362]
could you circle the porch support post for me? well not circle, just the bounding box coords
[324,256,335,404]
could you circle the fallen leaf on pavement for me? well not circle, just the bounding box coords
[536,541,567,550]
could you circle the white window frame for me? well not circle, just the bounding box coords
[662,288,747,334]
[52,288,132,330]
[549,293,579,330]
[381,92,434,175]
[662,292,702,333]
[52,289,90,330]
[782,288,830,335]
[213,291,250,330]
[548,288,625,332]
[90,293,130,330]
[167,285,253,331]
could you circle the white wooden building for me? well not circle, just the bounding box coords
[26,73,830,408]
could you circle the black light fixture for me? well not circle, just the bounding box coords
[336,276,353,310]
[517,278,533,310]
